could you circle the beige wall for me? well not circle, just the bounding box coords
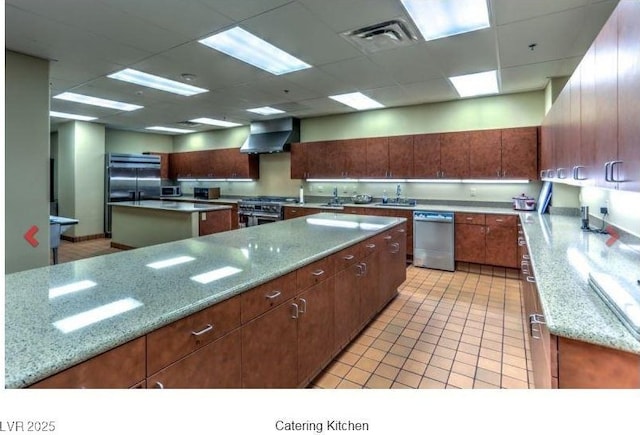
[579,187,640,238]
[5,51,51,273]
[544,76,570,114]
[58,121,106,238]
[173,126,249,152]
[106,129,173,154]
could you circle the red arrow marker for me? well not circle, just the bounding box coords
[24,225,39,247]
[605,225,620,247]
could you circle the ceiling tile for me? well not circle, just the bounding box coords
[425,28,499,77]
[298,0,407,33]
[400,79,459,104]
[198,0,293,21]
[492,0,591,25]
[499,58,581,93]
[319,56,398,90]
[368,45,444,85]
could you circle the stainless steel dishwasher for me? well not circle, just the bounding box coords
[413,211,455,271]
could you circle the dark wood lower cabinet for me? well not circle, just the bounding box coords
[485,223,518,268]
[297,277,335,386]
[334,264,362,351]
[455,223,486,264]
[146,330,241,389]
[241,301,298,388]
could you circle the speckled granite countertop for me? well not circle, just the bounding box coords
[4,213,405,388]
[109,200,232,213]
[519,213,640,355]
[158,196,241,204]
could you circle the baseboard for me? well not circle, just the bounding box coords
[110,242,135,250]
[61,233,106,243]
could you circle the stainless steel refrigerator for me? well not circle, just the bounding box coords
[104,153,161,236]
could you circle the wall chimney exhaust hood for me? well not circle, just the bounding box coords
[240,117,300,154]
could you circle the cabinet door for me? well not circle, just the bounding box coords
[594,7,619,188]
[579,45,598,185]
[568,73,582,183]
[342,139,367,178]
[359,241,381,327]
[527,282,552,389]
[365,137,389,177]
[241,300,299,388]
[501,127,538,180]
[297,277,335,385]
[413,133,440,178]
[540,118,554,179]
[290,143,307,179]
[147,330,241,389]
[469,129,502,179]
[388,135,414,178]
[169,153,187,179]
[308,141,342,178]
[214,148,235,178]
[198,209,232,236]
[440,132,469,179]
[485,216,518,268]
[554,87,572,181]
[334,264,362,351]
[231,153,259,179]
[454,223,485,264]
[379,225,406,306]
[617,0,640,192]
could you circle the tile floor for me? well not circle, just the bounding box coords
[54,239,533,389]
[311,263,533,389]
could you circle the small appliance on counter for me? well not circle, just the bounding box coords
[352,193,372,204]
[512,193,536,211]
[161,185,182,197]
[581,206,590,230]
[193,187,220,199]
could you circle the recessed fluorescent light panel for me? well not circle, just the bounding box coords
[108,68,208,96]
[146,256,196,269]
[53,298,143,334]
[329,92,384,110]
[190,117,241,128]
[246,106,286,116]
[198,27,311,75]
[49,111,97,122]
[146,126,195,134]
[449,70,499,98]
[53,92,143,111]
[400,0,490,41]
[190,266,242,284]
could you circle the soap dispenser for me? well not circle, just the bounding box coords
[382,189,388,204]
[299,184,305,204]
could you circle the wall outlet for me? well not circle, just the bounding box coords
[317,185,324,193]
[600,206,608,215]
[470,188,477,197]
[201,213,206,221]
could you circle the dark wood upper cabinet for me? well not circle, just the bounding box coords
[168,149,259,180]
[579,45,598,185]
[468,129,501,179]
[440,132,470,179]
[617,0,640,192]
[501,127,538,180]
[388,135,414,178]
[365,136,389,178]
[413,133,441,178]
[342,138,367,178]
[290,142,307,179]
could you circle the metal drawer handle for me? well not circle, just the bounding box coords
[526,276,536,283]
[343,254,355,260]
[529,314,541,339]
[397,229,406,233]
[291,303,299,319]
[523,254,530,260]
[366,243,376,249]
[391,242,400,253]
[191,324,214,336]
[495,218,503,223]
[466,217,473,221]
[384,235,392,240]
[360,262,368,275]
[155,381,164,389]
[299,298,307,314]
[265,290,282,300]
[610,160,624,182]
[312,269,325,276]
[355,264,364,277]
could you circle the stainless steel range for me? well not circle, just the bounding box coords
[238,197,295,227]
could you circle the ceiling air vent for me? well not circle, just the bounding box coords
[341,18,418,54]
[176,120,200,128]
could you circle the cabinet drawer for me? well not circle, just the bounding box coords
[360,234,383,255]
[241,272,297,324]
[486,214,517,227]
[333,244,363,271]
[31,337,146,388]
[455,213,486,225]
[297,256,334,291]
[146,296,241,375]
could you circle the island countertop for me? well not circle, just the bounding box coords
[5,213,405,388]
[109,200,232,213]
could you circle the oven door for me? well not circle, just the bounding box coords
[253,213,280,226]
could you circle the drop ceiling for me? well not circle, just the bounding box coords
[5,0,619,134]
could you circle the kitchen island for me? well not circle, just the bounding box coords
[5,212,407,388]
[109,200,233,248]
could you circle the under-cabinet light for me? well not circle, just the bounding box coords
[460,179,529,184]
[400,0,490,41]
[49,111,97,121]
[53,298,143,333]
[247,106,286,116]
[199,27,311,75]
[191,266,242,284]
[449,70,499,98]
[406,179,463,183]
[190,117,242,127]
[360,179,406,183]
[108,68,208,96]
[329,92,384,110]
[306,179,357,183]
[53,92,143,111]
[146,256,196,269]
[49,280,97,299]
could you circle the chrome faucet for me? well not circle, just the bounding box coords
[332,186,339,203]
[396,184,402,202]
